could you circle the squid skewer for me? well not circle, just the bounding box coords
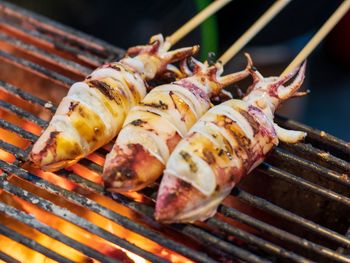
[155,54,307,223]
[29,35,198,171]
[103,56,251,192]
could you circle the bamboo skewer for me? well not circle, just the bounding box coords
[168,0,231,45]
[281,0,350,76]
[219,0,291,65]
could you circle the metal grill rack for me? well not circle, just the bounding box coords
[0,1,349,262]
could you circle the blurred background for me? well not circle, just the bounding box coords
[7,0,350,140]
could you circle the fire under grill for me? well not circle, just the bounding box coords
[0,1,349,262]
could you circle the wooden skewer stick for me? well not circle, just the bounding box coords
[219,0,291,65]
[168,0,231,45]
[281,0,350,76]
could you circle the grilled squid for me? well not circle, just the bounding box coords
[29,35,198,171]
[103,57,251,192]
[155,54,307,223]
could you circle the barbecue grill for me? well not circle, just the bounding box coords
[0,1,349,262]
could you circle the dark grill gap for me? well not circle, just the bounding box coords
[0,1,349,263]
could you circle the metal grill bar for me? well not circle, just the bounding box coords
[0,80,57,112]
[55,169,104,192]
[0,100,47,127]
[218,205,350,263]
[0,196,119,263]
[0,50,73,87]
[272,148,350,188]
[112,193,270,263]
[0,161,219,263]
[233,188,350,248]
[115,189,350,263]
[0,174,168,263]
[280,142,350,173]
[0,251,20,263]
[78,158,103,174]
[56,170,103,193]
[177,225,270,263]
[259,163,350,207]
[0,140,26,159]
[206,218,312,263]
[0,224,75,263]
[275,115,350,160]
[0,119,37,142]
[0,21,103,68]
[0,32,91,77]
[0,1,121,57]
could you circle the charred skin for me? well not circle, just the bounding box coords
[155,174,208,223]
[156,56,307,223]
[103,58,251,192]
[29,34,198,172]
[104,144,164,192]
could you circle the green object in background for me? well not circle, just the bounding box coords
[195,0,219,61]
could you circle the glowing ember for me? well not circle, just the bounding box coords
[0,149,15,163]
[69,163,103,185]
[87,152,105,167]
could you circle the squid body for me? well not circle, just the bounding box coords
[29,35,198,171]
[155,55,307,223]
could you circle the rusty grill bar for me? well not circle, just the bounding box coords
[0,1,349,262]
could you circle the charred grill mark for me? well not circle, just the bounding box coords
[130,119,147,126]
[216,115,251,166]
[230,129,251,167]
[179,150,198,173]
[111,65,121,71]
[36,131,60,159]
[169,91,178,110]
[203,148,215,164]
[229,123,251,150]
[125,80,139,102]
[218,126,234,154]
[146,110,161,116]
[169,91,188,122]
[163,192,177,204]
[238,109,260,135]
[107,144,140,182]
[68,101,79,115]
[141,100,168,110]
[179,180,192,189]
[146,128,158,135]
[78,106,87,118]
[109,62,135,75]
[89,80,115,100]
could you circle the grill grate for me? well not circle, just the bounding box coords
[0,1,349,262]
